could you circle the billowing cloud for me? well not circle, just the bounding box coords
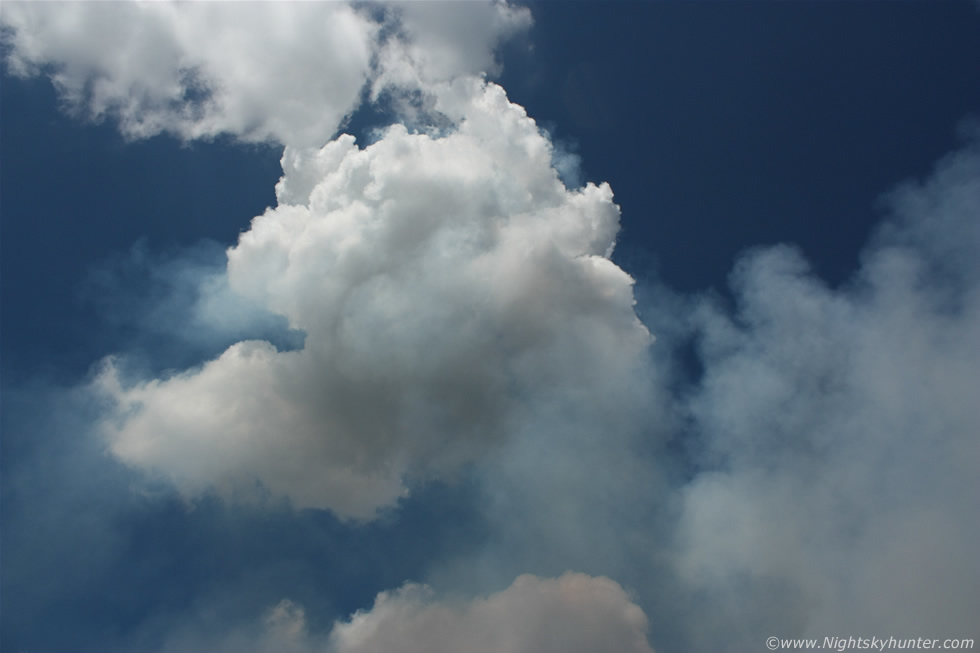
[95,77,651,520]
[371,1,531,96]
[328,572,654,653]
[160,573,653,653]
[671,140,980,644]
[0,2,375,147]
[0,1,530,148]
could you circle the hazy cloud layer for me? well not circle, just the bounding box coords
[96,77,651,519]
[0,1,529,147]
[672,140,980,646]
[79,240,304,372]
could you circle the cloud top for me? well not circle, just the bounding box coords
[329,573,654,653]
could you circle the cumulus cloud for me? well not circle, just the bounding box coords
[328,572,654,653]
[371,1,531,96]
[671,140,980,645]
[161,573,653,653]
[95,77,651,520]
[0,2,376,147]
[0,1,530,148]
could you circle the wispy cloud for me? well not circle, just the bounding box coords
[671,139,980,646]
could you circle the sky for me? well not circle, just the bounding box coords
[1,2,979,652]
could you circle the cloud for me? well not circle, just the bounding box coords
[0,2,375,147]
[95,77,652,520]
[371,1,532,97]
[7,3,979,651]
[671,140,980,644]
[0,1,530,148]
[328,572,654,653]
[160,573,653,653]
[150,598,320,653]
[79,240,304,374]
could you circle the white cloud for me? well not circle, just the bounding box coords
[152,574,654,653]
[371,1,532,97]
[1,2,376,147]
[96,77,652,520]
[329,572,654,653]
[0,1,530,148]
[673,141,980,641]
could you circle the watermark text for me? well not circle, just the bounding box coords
[766,636,975,651]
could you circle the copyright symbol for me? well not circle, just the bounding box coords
[766,636,779,650]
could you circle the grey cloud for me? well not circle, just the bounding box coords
[672,140,980,644]
[420,139,980,652]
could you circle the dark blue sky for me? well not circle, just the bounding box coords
[500,1,980,290]
[1,79,284,383]
[2,3,979,652]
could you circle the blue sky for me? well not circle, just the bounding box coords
[2,3,979,652]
